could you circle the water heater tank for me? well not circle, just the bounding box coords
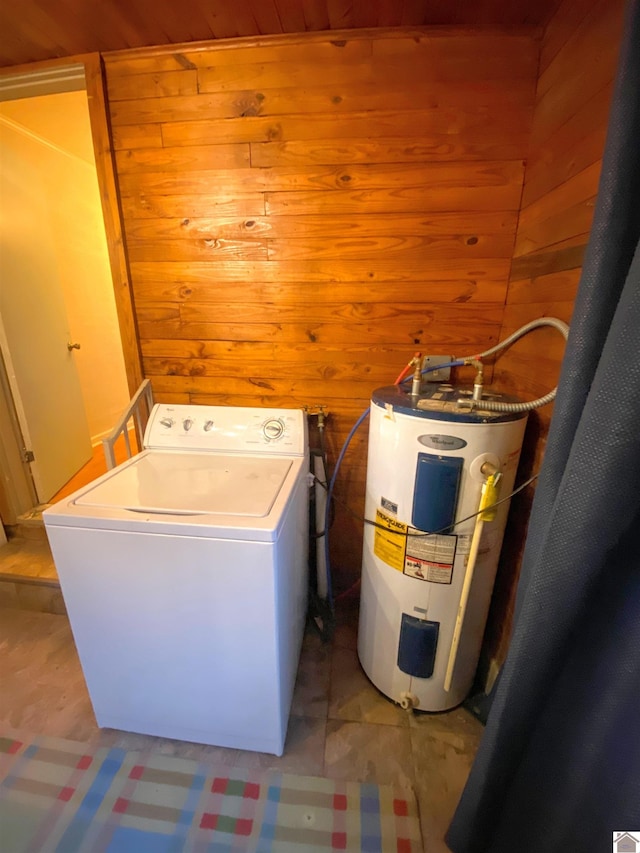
[358,384,527,711]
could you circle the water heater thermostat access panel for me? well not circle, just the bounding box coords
[144,404,306,455]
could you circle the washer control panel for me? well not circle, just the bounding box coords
[144,404,307,455]
[262,418,285,442]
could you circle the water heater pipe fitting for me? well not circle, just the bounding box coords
[464,358,484,401]
[410,355,423,397]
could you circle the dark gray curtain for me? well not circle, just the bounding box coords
[447,2,640,851]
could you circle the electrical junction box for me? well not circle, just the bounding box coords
[422,355,454,383]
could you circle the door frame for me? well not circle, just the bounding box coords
[0,349,38,521]
[0,54,142,522]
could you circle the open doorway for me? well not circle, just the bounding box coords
[0,66,132,522]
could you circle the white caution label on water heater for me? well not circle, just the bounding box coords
[373,507,457,583]
[404,532,457,584]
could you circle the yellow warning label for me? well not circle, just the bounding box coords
[373,508,407,571]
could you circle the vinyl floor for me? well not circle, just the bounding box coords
[0,537,483,853]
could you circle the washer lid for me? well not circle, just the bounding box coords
[73,452,292,518]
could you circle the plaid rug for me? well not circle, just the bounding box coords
[0,734,422,852]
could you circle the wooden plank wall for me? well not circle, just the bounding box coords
[481,0,625,681]
[103,28,539,588]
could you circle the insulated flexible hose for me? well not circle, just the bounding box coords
[472,316,570,361]
[458,316,570,413]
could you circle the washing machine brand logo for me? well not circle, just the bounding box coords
[418,434,467,450]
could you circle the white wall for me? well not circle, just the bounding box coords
[0,91,129,441]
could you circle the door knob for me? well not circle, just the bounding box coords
[67,342,81,351]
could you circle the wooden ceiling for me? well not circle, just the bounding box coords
[0,0,563,69]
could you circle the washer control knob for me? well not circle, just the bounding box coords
[203,419,214,432]
[160,417,174,429]
[263,418,285,441]
[183,418,194,431]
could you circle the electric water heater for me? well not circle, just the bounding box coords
[358,384,527,712]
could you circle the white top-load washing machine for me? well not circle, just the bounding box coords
[43,403,309,756]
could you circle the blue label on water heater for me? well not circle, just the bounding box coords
[412,453,463,533]
[397,614,439,678]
